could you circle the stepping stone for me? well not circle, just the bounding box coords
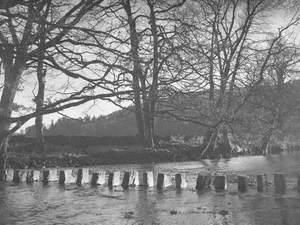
[214,176,226,191]
[108,172,114,188]
[42,170,50,185]
[77,168,89,184]
[5,169,14,181]
[26,170,34,183]
[122,172,130,189]
[237,175,248,192]
[257,175,263,192]
[274,174,286,194]
[196,174,211,191]
[13,170,20,183]
[157,173,165,190]
[59,170,66,185]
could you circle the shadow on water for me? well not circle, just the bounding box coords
[132,163,160,224]
[134,189,159,225]
[275,197,289,225]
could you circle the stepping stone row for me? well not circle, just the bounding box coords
[4,169,299,194]
[195,174,292,194]
[5,169,156,187]
[4,169,187,189]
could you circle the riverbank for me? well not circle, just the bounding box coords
[7,144,203,169]
[6,135,298,169]
[6,145,290,170]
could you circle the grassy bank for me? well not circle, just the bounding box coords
[7,144,202,169]
[7,135,298,169]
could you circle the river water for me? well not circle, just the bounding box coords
[1,152,300,225]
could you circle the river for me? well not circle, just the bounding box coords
[1,152,300,225]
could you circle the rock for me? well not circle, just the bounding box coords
[108,172,114,189]
[157,173,164,190]
[257,175,263,192]
[121,171,130,189]
[237,175,248,192]
[196,174,211,191]
[124,211,134,219]
[214,176,226,191]
[26,170,34,183]
[59,170,65,185]
[218,210,228,216]
[91,172,99,186]
[274,174,286,194]
[170,210,177,215]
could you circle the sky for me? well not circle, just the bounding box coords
[17,100,121,133]
[14,75,123,132]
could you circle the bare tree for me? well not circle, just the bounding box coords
[0,0,119,180]
[160,0,300,157]
[246,39,300,154]
[77,0,187,147]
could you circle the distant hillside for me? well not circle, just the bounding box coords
[25,108,206,137]
[25,79,300,140]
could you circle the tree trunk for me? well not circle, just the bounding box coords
[199,128,217,159]
[123,0,148,145]
[0,67,23,181]
[35,69,46,151]
[219,127,232,156]
[217,75,227,107]
[261,129,272,155]
[146,1,159,149]
[134,98,145,143]
[0,38,26,179]
[35,4,48,152]
[143,101,154,148]
[0,137,9,181]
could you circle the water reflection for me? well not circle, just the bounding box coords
[133,163,159,224]
[275,198,289,225]
[135,190,159,225]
